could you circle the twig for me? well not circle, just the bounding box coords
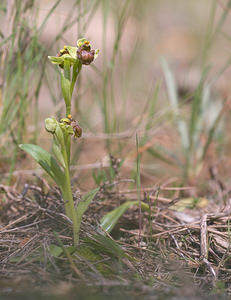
[200,214,217,281]
[200,214,208,259]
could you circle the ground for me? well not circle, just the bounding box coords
[1,0,231,299]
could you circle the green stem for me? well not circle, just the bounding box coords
[66,104,71,116]
[62,145,79,246]
[66,134,71,167]
[61,59,82,245]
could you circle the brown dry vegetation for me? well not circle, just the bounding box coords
[1,0,231,299]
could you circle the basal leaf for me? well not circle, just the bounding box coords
[49,244,63,257]
[19,144,65,187]
[169,197,208,211]
[75,188,99,236]
[100,201,149,233]
[84,234,126,258]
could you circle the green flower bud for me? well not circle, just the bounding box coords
[59,122,74,136]
[60,117,71,124]
[45,118,57,134]
[60,115,82,138]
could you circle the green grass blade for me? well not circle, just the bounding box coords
[37,0,62,35]
[144,81,160,133]
[188,68,209,153]
[147,147,176,166]
[201,103,225,162]
[161,58,189,152]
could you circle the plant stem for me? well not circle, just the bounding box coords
[63,145,79,246]
[66,105,71,116]
[63,61,81,246]
[61,59,81,246]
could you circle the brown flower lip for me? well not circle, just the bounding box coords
[64,114,82,138]
[77,47,95,65]
[56,49,69,68]
[71,121,82,138]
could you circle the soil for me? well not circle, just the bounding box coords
[1,178,231,299]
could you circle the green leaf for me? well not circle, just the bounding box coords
[75,188,99,236]
[49,244,63,257]
[170,197,208,211]
[19,144,65,187]
[52,140,65,168]
[84,234,126,258]
[65,246,76,255]
[100,201,149,233]
[61,73,71,108]
[55,124,65,149]
[71,60,82,95]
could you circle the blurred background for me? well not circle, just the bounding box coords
[1,0,231,194]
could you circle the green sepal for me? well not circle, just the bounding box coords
[94,49,99,60]
[48,55,76,65]
[64,46,78,58]
[48,56,64,64]
[59,122,74,136]
[77,37,90,48]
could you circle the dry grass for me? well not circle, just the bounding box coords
[1,177,231,296]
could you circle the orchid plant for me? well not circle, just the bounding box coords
[19,38,99,246]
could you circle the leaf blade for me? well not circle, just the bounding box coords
[75,188,99,236]
[19,144,65,187]
[100,201,149,233]
[61,73,71,108]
